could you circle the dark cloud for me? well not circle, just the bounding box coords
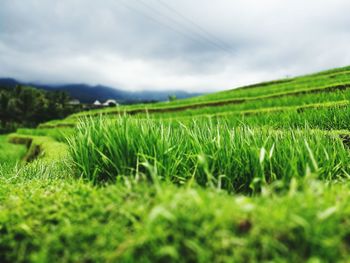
[0,0,349,91]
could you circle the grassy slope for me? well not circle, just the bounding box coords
[67,65,350,117]
[38,65,350,130]
[8,134,68,162]
[1,170,350,262]
[0,135,27,166]
[145,90,350,119]
[1,65,350,262]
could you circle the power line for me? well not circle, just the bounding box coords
[135,0,233,55]
[116,0,233,56]
[116,0,213,49]
[156,0,233,53]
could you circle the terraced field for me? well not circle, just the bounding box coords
[69,65,350,116]
[1,66,350,262]
[0,135,27,166]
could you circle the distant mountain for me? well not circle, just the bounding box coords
[0,78,202,104]
[0,78,19,87]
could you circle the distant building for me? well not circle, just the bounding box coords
[93,100,102,106]
[68,99,80,105]
[103,99,118,107]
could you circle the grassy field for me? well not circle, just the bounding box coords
[0,135,27,166]
[67,117,350,192]
[65,65,350,118]
[1,66,350,262]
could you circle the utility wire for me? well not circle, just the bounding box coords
[117,0,233,56]
[135,0,233,55]
[156,0,233,53]
[117,0,213,49]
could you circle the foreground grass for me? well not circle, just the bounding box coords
[68,117,350,192]
[1,65,350,262]
[1,117,349,262]
[1,161,350,262]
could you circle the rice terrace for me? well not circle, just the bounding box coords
[1,65,350,262]
[1,0,350,262]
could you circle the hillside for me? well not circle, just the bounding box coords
[1,65,350,262]
[69,65,350,115]
[0,78,201,104]
[43,65,350,128]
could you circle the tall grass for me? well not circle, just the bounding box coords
[68,117,350,192]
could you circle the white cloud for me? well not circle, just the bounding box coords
[0,0,349,91]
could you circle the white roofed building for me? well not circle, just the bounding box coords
[103,99,118,106]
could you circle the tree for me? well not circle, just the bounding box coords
[168,95,177,102]
[7,98,21,122]
[0,91,10,126]
[0,85,79,133]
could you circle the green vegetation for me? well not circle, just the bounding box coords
[16,127,73,142]
[1,65,350,262]
[68,65,350,118]
[186,102,350,131]
[42,100,350,132]
[68,117,349,192]
[145,89,350,119]
[0,135,27,166]
[0,85,80,133]
[8,134,68,163]
[1,169,350,262]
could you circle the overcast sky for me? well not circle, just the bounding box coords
[1,0,350,92]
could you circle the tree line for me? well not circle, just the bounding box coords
[0,85,80,133]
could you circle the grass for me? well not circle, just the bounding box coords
[16,128,73,142]
[38,99,350,131]
[52,101,350,149]
[1,164,350,262]
[1,65,350,262]
[69,83,350,118]
[8,134,69,163]
[38,68,350,129]
[0,135,27,166]
[68,65,350,117]
[67,117,350,192]
[145,89,350,119]
[38,119,77,129]
[183,102,350,131]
